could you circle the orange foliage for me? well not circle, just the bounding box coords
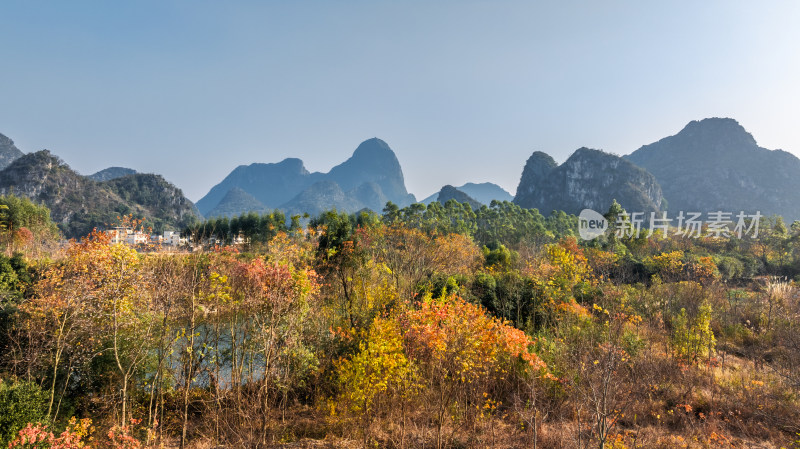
[403,295,546,379]
[230,256,319,309]
[12,226,33,246]
[688,255,719,284]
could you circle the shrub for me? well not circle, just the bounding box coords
[0,379,49,446]
[671,303,716,363]
[7,417,93,449]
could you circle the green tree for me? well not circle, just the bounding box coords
[0,379,49,446]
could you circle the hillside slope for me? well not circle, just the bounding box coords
[0,151,199,237]
[626,118,800,221]
[0,132,24,170]
[514,148,664,216]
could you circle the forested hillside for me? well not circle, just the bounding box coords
[0,151,199,237]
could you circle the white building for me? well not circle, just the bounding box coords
[163,230,186,246]
[126,232,148,245]
[106,227,149,246]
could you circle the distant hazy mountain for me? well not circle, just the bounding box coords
[196,158,322,215]
[626,118,800,221]
[281,180,365,217]
[349,181,391,212]
[0,150,199,238]
[421,182,513,205]
[325,138,415,205]
[280,180,396,218]
[10,117,798,231]
[88,166,137,181]
[432,185,482,210]
[197,138,416,217]
[459,182,514,204]
[206,187,269,218]
[514,147,664,215]
[0,132,24,170]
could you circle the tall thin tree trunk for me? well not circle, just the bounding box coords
[180,300,196,449]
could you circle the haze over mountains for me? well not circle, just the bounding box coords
[511,117,800,222]
[199,117,800,222]
[429,185,484,210]
[0,133,25,170]
[421,182,513,206]
[197,138,416,218]
[205,187,269,218]
[626,118,800,221]
[3,117,800,237]
[88,166,138,182]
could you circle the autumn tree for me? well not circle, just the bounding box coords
[335,316,413,446]
[364,224,480,300]
[402,295,546,448]
[227,244,320,445]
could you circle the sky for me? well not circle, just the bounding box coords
[1,1,799,202]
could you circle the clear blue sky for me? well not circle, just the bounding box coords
[1,1,799,202]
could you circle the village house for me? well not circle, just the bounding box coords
[106,227,186,247]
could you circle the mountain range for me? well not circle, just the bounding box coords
[3,117,800,235]
[197,138,416,218]
[511,118,800,222]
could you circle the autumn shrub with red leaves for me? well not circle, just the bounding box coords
[8,418,93,449]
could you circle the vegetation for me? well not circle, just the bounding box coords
[0,151,199,238]
[3,199,800,448]
[0,195,60,258]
